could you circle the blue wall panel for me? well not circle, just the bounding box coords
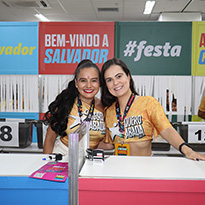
[0,22,38,74]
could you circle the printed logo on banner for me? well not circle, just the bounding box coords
[0,43,36,56]
[198,33,205,65]
[116,22,192,75]
[0,22,38,74]
[44,34,109,63]
[123,40,182,62]
[39,22,115,74]
[192,22,205,76]
[0,122,19,147]
[188,124,205,144]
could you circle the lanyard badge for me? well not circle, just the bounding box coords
[115,93,135,138]
[114,93,135,156]
[115,143,130,156]
[77,96,95,123]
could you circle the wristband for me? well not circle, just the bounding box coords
[179,142,192,155]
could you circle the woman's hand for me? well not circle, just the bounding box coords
[160,126,205,161]
[182,146,205,161]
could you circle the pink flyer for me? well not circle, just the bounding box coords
[29,162,68,182]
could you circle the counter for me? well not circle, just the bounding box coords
[0,154,68,205]
[79,156,205,205]
[1,153,205,205]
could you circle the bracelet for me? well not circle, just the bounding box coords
[179,142,193,155]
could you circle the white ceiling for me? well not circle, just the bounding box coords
[0,0,205,22]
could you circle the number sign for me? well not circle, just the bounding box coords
[0,122,19,147]
[188,124,205,144]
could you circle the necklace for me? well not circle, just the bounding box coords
[115,93,135,138]
[77,96,95,123]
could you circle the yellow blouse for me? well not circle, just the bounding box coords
[104,96,171,144]
[61,98,105,149]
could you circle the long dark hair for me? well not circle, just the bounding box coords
[43,59,100,137]
[101,58,137,108]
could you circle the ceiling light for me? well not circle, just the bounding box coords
[34,14,49,21]
[98,8,119,12]
[143,1,155,15]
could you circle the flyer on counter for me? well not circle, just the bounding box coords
[29,161,68,182]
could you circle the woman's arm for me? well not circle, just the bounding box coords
[160,126,205,160]
[43,125,58,154]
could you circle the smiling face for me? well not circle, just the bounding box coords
[75,67,100,103]
[104,64,131,99]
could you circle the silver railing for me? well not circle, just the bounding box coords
[68,122,89,205]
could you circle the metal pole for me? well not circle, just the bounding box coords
[69,133,79,205]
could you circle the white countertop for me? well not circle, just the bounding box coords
[2,153,205,180]
[0,153,49,176]
[80,156,205,180]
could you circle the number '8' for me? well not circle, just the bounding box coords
[0,126,12,141]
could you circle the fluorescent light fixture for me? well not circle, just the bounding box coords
[158,13,202,21]
[143,1,155,14]
[34,14,49,21]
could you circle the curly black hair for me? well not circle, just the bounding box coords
[43,59,100,137]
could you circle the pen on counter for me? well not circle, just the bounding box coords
[42,154,63,161]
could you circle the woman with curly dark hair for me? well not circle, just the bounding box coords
[43,60,106,157]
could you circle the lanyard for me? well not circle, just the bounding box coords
[77,96,95,123]
[115,93,135,137]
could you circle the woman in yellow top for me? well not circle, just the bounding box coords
[43,60,111,156]
[99,58,205,160]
